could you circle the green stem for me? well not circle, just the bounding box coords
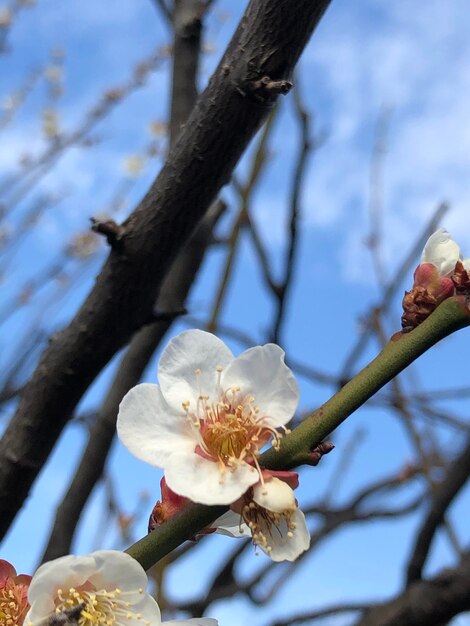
[126,297,470,569]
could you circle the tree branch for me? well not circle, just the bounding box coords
[405,434,470,585]
[40,0,214,561]
[356,550,470,626]
[0,0,332,539]
[126,297,470,570]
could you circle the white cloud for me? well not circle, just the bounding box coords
[297,0,470,281]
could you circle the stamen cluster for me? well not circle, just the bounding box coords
[184,370,285,476]
[50,585,148,626]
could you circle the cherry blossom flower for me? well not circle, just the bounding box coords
[215,471,310,562]
[118,330,299,505]
[24,550,217,626]
[0,558,31,626]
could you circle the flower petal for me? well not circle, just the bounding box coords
[252,478,296,513]
[0,559,16,586]
[222,344,299,427]
[212,510,251,538]
[86,551,148,592]
[130,594,162,626]
[462,258,470,271]
[27,554,95,605]
[421,228,460,276]
[165,454,259,505]
[158,330,234,412]
[117,383,195,467]
[262,509,310,562]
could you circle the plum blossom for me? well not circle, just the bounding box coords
[215,472,310,562]
[0,558,31,626]
[420,228,460,276]
[25,550,159,626]
[118,330,299,505]
[24,550,217,626]
[149,473,310,562]
[402,229,465,331]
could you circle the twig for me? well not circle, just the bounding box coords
[151,0,172,23]
[355,549,470,626]
[206,110,277,332]
[338,201,449,384]
[405,434,470,585]
[265,602,372,626]
[272,75,314,343]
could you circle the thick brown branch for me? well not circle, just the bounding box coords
[0,0,332,538]
[40,202,225,562]
[41,0,212,561]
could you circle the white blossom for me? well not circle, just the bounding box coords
[24,551,217,626]
[215,477,310,562]
[118,329,299,505]
[25,551,160,626]
[421,228,460,276]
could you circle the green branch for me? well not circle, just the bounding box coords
[126,297,470,569]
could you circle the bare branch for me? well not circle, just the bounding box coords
[266,602,372,626]
[151,0,173,24]
[406,434,470,585]
[356,550,470,626]
[272,75,314,343]
[338,201,449,384]
[0,0,332,539]
[41,0,214,561]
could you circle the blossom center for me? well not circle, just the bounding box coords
[0,583,27,626]
[183,368,283,471]
[34,585,149,626]
[241,496,296,555]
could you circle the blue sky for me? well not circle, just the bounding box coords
[1,1,470,625]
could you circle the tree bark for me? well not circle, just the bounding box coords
[0,0,332,539]
[40,0,213,561]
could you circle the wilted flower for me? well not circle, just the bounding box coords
[0,558,31,626]
[24,550,217,626]
[118,330,299,505]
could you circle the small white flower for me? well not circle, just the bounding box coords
[25,550,160,626]
[118,329,299,505]
[215,477,310,562]
[421,228,460,276]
